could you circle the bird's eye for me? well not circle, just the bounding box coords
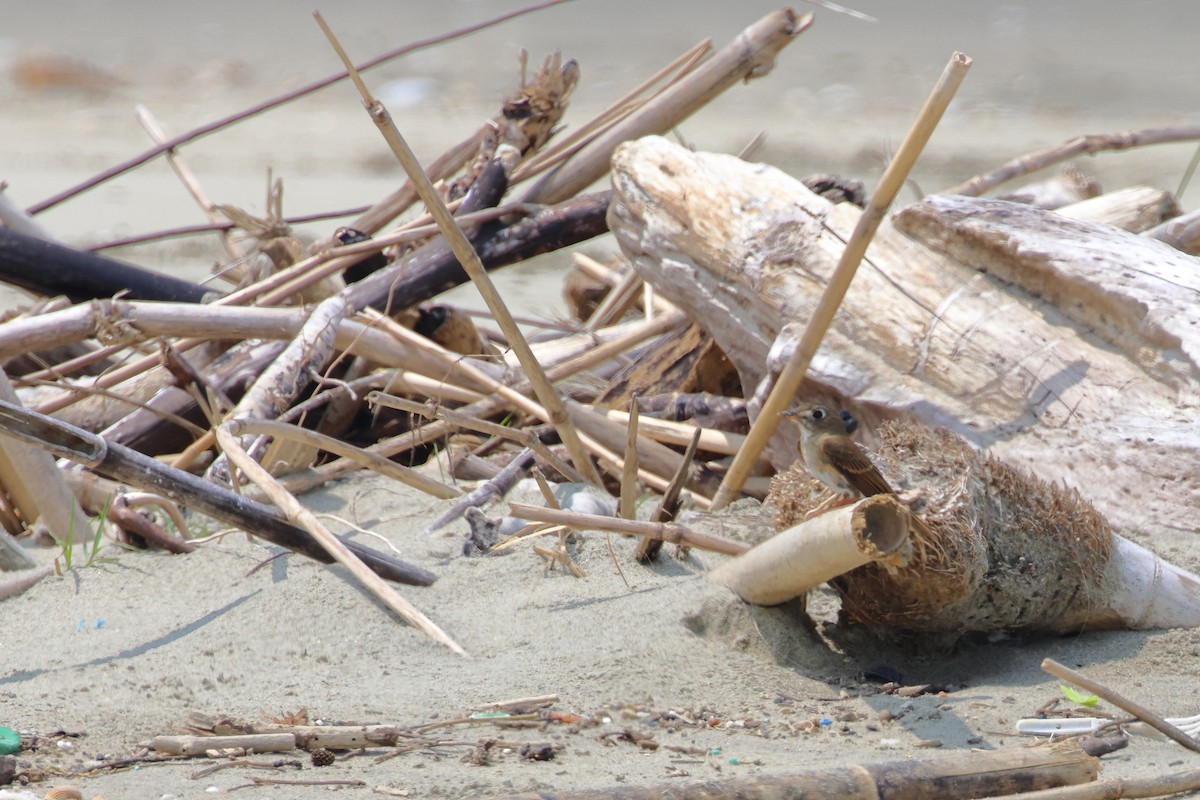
[812,408,825,421]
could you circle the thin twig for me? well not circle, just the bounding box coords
[710,50,972,510]
[946,124,1200,197]
[28,0,575,214]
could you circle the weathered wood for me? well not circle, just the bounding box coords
[0,227,210,303]
[480,741,1098,800]
[1054,185,1178,232]
[606,136,1199,535]
[0,398,436,586]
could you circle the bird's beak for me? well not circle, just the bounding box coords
[780,408,800,419]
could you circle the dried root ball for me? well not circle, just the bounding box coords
[768,419,1113,637]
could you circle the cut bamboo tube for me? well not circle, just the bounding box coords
[710,50,972,510]
[708,495,913,606]
[315,12,603,488]
[151,733,296,756]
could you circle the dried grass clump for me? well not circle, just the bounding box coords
[768,419,1113,636]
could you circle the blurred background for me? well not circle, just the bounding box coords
[1,0,1197,310]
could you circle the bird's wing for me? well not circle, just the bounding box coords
[819,437,893,497]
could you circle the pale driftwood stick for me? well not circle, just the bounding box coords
[0,563,55,600]
[481,742,1098,800]
[367,392,582,484]
[0,369,90,547]
[585,265,645,330]
[151,733,297,756]
[619,399,639,520]
[225,418,461,500]
[28,0,572,215]
[0,528,37,571]
[316,17,603,489]
[1054,186,1178,233]
[207,296,349,483]
[135,104,243,260]
[536,309,687,384]
[416,448,536,539]
[1041,658,1200,753]
[0,397,435,585]
[215,425,464,654]
[508,502,746,556]
[0,300,472,386]
[521,9,814,206]
[1144,206,1200,255]
[946,124,1200,198]
[233,725,399,751]
[710,50,972,510]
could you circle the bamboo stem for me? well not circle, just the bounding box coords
[710,50,972,510]
[225,418,460,500]
[214,425,465,654]
[315,12,603,489]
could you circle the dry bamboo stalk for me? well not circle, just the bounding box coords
[1041,659,1200,753]
[619,399,639,520]
[947,124,1200,197]
[521,9,814,206]
[214,425,464,654]
[635,425,702,561]
[367,392,582,483]
[710,50,972,510]
[225,418,460,500]
[0,369,90,547]
[508,502,744,555]
[281,310,687,495]
[585,266,646,330]
[315,13,603,489]
[592,407,752,459]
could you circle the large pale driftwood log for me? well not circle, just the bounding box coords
[607,136,1199,535]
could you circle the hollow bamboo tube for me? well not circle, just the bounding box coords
[708,495,912,606]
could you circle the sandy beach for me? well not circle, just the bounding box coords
[2,2,1200,798]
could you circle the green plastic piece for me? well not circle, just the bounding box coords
[0,726,20,755]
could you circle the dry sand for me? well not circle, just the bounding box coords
[2,2,1200,798]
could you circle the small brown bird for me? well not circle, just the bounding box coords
[784,403,892,501]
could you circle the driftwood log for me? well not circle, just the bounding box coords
[607,136,1199,536]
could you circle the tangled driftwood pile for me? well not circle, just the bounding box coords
[0,5,1198,661]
